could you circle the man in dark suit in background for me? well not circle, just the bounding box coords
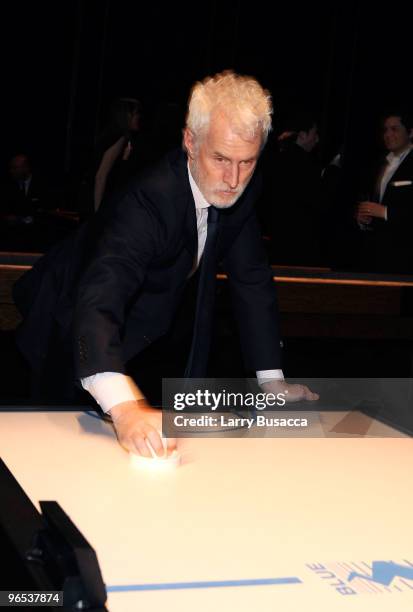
[356,111,413,273]
[1,153,71,251]
[2,154,52,220]
[263,111,323,266]
[15,71,318,457]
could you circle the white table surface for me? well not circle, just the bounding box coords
[0,409,412,612]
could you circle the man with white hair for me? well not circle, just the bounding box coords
[16,71,318,456]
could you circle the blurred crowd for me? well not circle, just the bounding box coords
[1,99,412,275]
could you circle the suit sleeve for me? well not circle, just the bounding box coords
[382,158,413,228]
[385,195,413,227]
[73,191,159,378]
[222,212,282,371]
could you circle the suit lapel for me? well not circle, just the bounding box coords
[382,149,413,201]
[387,149,413,183]
[184,193,198,260]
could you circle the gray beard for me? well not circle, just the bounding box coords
[190,162,248,207]
[209,197,239,208]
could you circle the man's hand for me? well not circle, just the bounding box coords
[260,380,319,402]
[109,400,177,457]
[356,201,386,223]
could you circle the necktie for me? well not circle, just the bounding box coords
[184,205,220,378]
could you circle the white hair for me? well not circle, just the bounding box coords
[186,70,273,145]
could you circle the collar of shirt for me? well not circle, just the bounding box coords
[20,176,32,195]
[187,163,210,211]
[380,145,413,202]
[187,163,211,269]
[386,145,413,166]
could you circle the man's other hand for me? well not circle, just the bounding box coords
[356,201,386,223]
[260,380,319,402]
[109,400,177,457]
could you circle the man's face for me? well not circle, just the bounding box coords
[184,112,262,208]
[383,116,412,154]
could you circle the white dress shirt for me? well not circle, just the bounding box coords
[81,165,283,412]
[379,145,413,212]
[20,176,31,196]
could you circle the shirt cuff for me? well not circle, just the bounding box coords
[256,369,284,385]
[81,372,145,413]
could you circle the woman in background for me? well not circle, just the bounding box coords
[78,97,141,219]
[93,97,141,211]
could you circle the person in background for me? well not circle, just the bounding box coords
[79,98,142,217]
[265,110,323,266]
[355,111,413,274]
[0,153,70,251]
[1,154,51,222]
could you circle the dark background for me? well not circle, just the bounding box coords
[2,0,413,403]
[2,0,413,194]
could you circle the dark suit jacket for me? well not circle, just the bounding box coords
[360,148,413,273]
[15,149,282,385]
[1,175,53,217]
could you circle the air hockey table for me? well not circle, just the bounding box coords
[1,405,413,611]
